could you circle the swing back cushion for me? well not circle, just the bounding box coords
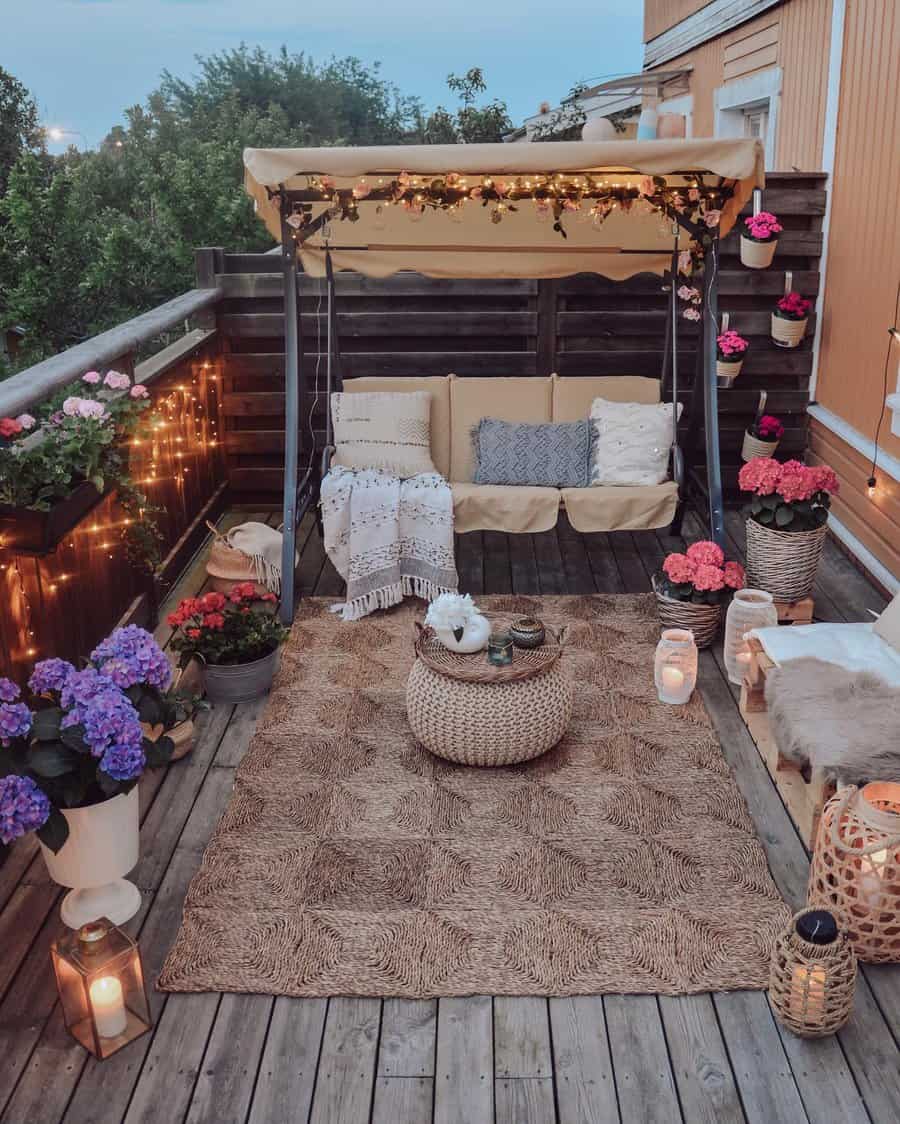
[331,388,437,477]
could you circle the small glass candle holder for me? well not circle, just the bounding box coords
[487,632,514,666]
[51,918,152,1060]
[654,628,698,705]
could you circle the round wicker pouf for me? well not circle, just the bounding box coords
[406,659,573,766]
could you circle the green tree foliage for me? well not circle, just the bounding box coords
[0,52,510,371]
[0,67,43,196]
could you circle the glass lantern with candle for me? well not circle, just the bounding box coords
[654,628,698,705]
[723,588,778,685]
[51,918,152,1059]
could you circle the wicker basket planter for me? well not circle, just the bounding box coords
[406,626,572,765]
[742,431,779,461]
[771,314,808,348]
[740,235,778,269]
[808,783,900,963]
[769,910,856,1037]
[652,578,722,649]
[745,519,827,601]
[716,358,743,387]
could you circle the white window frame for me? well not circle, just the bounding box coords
[657,93,694,137]
[714,67,782,169]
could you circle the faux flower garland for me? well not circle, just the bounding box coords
[775,292,811,321]
[739,457,838,532]
[749,414,785,441]
[168,584,286,666]
[717,330,749,362]
[743,211,782,243]
[0,626,177,853]
[658,541,746,605]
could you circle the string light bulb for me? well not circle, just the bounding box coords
[867,476,878,499]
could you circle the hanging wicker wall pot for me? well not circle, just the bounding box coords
[771,314,808,348]
[769,909,856,1037]
[740,236,778,269]
[652,576,722,649]
[741,432,779,461]
[745,519,827,601]
[808,783,900,963]
[716,358,743,387]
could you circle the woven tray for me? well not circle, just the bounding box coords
[414,621,562,684]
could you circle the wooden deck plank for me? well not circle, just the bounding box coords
[247,998,328,1124]
[556,514,597,595]
[309,998,382,1124]
[658,994,745,1124]
[549,996,620,1124]
[533,528,568,595]
[508,534,541,595]
[581,533,625,593]
[483,531,513,594]
[494,998,552,1078]
[603,996,682,1124]
[434,996,493,1124]
[455,532,485,595]
[371,1076,434,1124]
[495,1078,556,1124]
[377,999,436,1077]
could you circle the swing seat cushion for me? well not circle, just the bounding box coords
[562,481,679,533]
[451,483,561,535]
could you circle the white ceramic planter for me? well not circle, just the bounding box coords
[40,788,140,929]
[434,613,491,653]
[740,236,777,269]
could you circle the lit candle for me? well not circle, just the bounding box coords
[661,666,685,693]
[89,976,127,1038]
[790,964,827,1021]
[735,650,752,671]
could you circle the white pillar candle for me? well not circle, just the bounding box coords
[89,976,127,1038]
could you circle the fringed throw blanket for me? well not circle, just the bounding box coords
[321,466,458,621]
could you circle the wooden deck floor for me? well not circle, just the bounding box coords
[1,507,899,1124]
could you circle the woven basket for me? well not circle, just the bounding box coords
[771,314,808,348]
[745,519,827,601]
[769,910,856,1037]
[741,432,779,462]
[740,235,778,269]
[808,784,900,963]
[206,538,268,597]
[406,659,573,766]
[653,579,721,649]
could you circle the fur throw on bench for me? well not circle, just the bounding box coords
[765,658,900,784]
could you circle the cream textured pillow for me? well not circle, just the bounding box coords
[589,398,682,487]
[331,390,436,477]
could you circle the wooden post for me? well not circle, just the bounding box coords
[279,210,301,624]
[702,233,725,547]
[194,247,223,331]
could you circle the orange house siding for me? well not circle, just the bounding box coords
[644,0,708,44]
[647,0,832,171]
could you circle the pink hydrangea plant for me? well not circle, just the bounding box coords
[717,330,749,360]
[739,456,838,532]
[658,541,744,604]
[743,211,782,242]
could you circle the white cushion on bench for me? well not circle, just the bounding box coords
[752,622,900,687]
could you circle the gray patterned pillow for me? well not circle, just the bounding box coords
[472,418,592,488]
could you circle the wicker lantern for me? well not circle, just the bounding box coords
[808,783,900,962]
[724,589,778,685]
[654,628,697,705]
[769,909,856,1037]
[51,918,152,1059]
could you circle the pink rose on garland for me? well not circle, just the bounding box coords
[129,384,149,399]
[662,553,696,584]
[104,370,131,391]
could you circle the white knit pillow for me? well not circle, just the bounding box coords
[332,391,436,477]
[589,398,682,487]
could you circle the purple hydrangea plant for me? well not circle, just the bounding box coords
[100,743,147,782]
[60,667,116,714]
[0,702,32,746]
[0,678,20,703]
[28,658,75,695]
[90,626,171,691]
[79,689,143,757]
[0,775,51,844]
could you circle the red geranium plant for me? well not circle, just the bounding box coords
[748,413,785,441]
[167,584,286,666]
[739,457,838,532]
[775,292,811,321]
[657,541,746,605]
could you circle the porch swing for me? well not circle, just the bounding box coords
[242,138,765,620]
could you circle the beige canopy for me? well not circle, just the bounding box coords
[243,138,764,280]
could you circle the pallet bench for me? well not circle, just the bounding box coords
[739,635,836,849]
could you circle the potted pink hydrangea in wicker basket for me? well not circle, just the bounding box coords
[740,211,782,269]
[653,542,746,648]
[740,457,839,601]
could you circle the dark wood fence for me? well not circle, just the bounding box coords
[211,171,823,500]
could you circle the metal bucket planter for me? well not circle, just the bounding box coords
[740,236,778,269]
[745,519,828,601]
[771,314,808,348]
[201,647,281,703]
[742,432,780,461]
[39,788,141,929]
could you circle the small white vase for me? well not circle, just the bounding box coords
[39,788,141,929]
[435,613,491,653]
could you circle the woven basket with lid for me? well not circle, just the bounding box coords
[406,624,572,766]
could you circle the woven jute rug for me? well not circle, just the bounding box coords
[159,594,788,998]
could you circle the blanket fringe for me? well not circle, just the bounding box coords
[248,552,281,596]
[330,576,455,622]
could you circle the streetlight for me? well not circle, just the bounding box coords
[45,127,90,149]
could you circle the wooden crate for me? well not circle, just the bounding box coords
[774,596,814,625]
[739,636,836,849]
